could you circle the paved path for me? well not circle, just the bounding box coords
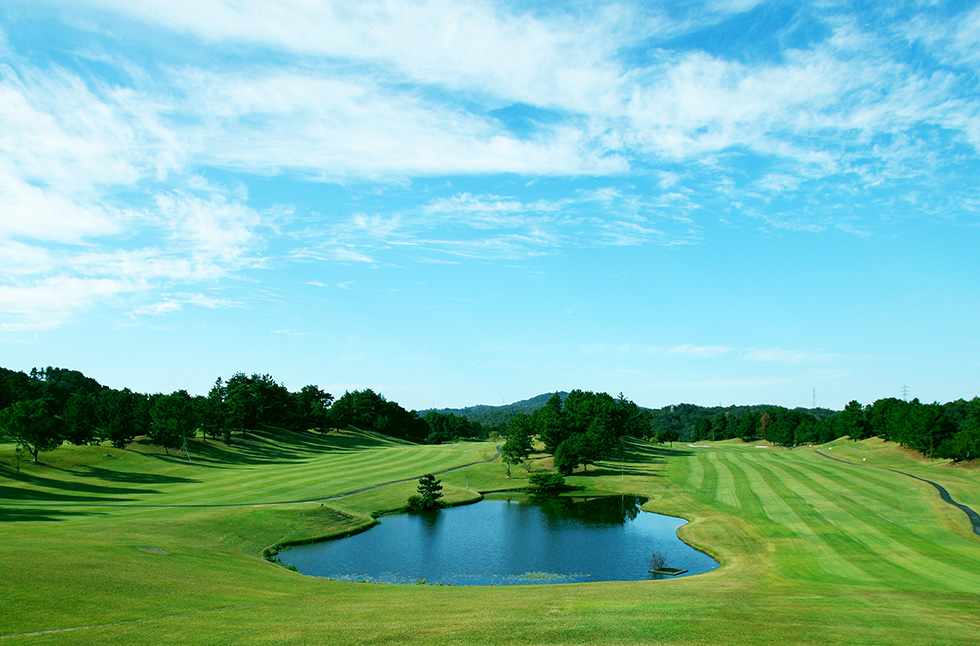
[815,450,980,536]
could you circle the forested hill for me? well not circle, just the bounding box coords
[422,392,570,428]
[425,394,836,440]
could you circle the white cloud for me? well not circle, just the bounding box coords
[0,276,136,331]
[131,299,183,316]
[743,348,842,364]
[2,1,979,333]
[0,175,129,243]
[155,190,262,263]
[129,292,237,317]
[301,188,700,263]
[666,345,735,359]
[170,69,624,179]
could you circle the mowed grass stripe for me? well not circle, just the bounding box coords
[789,455,966,543]
[715,450,767,518]
[789,451,911,513]
[744,455,886,584]
[764,456,980,592]
[729,452,814,530]
[12,443,489,508]
[167,446,473,505]
[729,450,890,584]
[788,455,980,578]
[684,449,704,491]
[706,450,740,510]
[691,451,718,504]
[827,441,980,510]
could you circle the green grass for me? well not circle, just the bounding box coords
[1,431,978,644]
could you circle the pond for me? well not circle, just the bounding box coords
[279,494,719,585]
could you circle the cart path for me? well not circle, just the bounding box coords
[815,450,980,536]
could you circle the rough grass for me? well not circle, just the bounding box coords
[1,431,978,645]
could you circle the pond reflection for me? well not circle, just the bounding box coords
[280,493,718,585]
[530,493,643,525]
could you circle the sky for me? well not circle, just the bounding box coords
[1,1,979,412]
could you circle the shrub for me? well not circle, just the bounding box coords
[528,472,566,491]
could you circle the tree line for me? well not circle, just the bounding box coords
[0,366,491,461]
[659,398,980,461]
[3,365,978,465]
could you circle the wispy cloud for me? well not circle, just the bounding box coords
[296,189,702,263]
[2,1,979,332]
[743,348,836,364]
[587,343,847,366]
[666,345,736,359]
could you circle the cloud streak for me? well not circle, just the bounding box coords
[2,1,979,332]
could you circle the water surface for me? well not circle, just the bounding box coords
[280,493,718,585]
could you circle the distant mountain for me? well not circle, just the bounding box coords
[421,392,568,428]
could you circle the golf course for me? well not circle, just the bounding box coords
[1,429,979,645]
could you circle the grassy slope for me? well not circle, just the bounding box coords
[0,432,978,645]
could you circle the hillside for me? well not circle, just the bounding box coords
[422,392,569,428]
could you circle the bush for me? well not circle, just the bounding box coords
[528,472,566,492]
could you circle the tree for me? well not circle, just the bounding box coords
[408,473,444,511]
[553,434,586,476]
[195,380,227,442]
[950,398,980,460]
[224,373,260,435]
[328,389,431,443]
[839,400,871,441]
[535,393,567,454]
[62,393,98,445]
[149,390,196,455]
[292,385,334,433]
[95,388,140,448]
[661,428,680,447]
[737,410,761,442]
[0,399,65,462]
[692,417,712,442]
[501,413,533,476]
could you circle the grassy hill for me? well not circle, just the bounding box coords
[1,431,978,644]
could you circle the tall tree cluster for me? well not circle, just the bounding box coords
[531,391,645,475]
[0,367,340,460]
[841,397,980,461]
[327,389,430,443]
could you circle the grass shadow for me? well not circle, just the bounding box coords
[79,466,199,485]
[0,507,105,522]
[581,439,695,478]
[146,427,415,468]
[0,484,138,503]
[0,465,157,497]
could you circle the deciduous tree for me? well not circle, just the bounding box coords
[0,399,65,462]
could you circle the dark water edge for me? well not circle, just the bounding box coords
[279,493,719,585]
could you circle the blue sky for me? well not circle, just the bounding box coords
[1,1,978,411]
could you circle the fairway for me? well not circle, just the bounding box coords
[1,432,979,645]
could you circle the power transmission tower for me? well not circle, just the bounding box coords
[901,384,910,402]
